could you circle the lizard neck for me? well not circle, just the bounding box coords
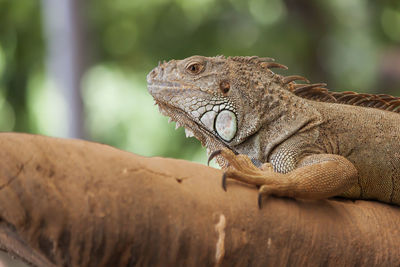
[233,93,322,163]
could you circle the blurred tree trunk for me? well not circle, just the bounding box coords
[41,0,86,139]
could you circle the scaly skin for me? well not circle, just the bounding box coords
[147,55,400,207]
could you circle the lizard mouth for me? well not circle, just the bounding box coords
[148,82,238,140]
[153,100,233,162]
[155,101,216,144]
[147,82,206,141]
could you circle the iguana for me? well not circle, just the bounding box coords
[147,55,400,208]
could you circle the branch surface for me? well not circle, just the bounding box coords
[0,133,399,266]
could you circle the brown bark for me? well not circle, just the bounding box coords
[0,133,399,266]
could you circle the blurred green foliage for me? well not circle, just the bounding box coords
[0,0,400,165]
[0,0,43,132]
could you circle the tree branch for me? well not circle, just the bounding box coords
[0,133,399,266]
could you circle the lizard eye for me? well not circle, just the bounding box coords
[186,62,204,75]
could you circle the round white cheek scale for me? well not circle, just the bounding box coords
[215,110,237,142]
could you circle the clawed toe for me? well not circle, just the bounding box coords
[257,185,272,209]
[208,150,222,166]
[209,148,279,209]
[222,173,227,191]
[258,193,263,209]
[208,148,239,166]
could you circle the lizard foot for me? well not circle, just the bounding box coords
[208,149,359,209]
[208,148,280,208]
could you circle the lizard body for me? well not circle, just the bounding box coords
[147,55,400,206]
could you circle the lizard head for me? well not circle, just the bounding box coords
[147,55,286,163]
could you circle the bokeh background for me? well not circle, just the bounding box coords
[1,0,400,266]
[1,0,400,165]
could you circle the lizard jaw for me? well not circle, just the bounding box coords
[155,101,231,167]
[155,101,215,146]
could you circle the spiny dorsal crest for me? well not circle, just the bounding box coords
[286,79,400,113]
[224,56,400,113]
[230,56,274,64]
[233,56,400,113]
[229,56,288,70]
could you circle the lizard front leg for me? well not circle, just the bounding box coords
[209,149,359,208]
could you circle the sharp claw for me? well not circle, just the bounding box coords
[258,193,263,209]
[222,173,227,191]
[208,150,222,166]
